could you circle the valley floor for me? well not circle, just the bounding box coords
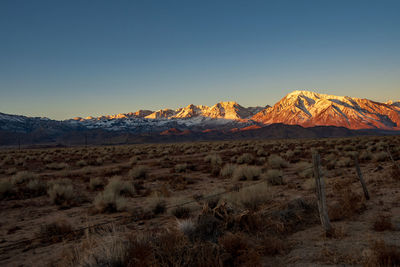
[0,135,399,266]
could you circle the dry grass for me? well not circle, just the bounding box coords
[364,240,400,267]
[0,180,13,199]
[268,154,288,169]
[220,163,236,178]
[39,220,73,243]
[129,165,148,179]
[11,171,37,185]
[48,182,75,206]
[225,183,271,211]
[266,169,284,185]
[93,177,134,213]
[232,165,262,181]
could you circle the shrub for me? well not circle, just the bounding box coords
[93,177,133,213]
[48,183,74,206]
[374,152,387,162]
[296,162,313,178]
[236,153,255,164]
[129,165,148,179]
[46,162,69,170]
[219,232,260,265]
[302,178,315,190]
[39,220,73,243]
[148,197,167,215]
[232,165,261,181]
[105,177,135,197]
[174,163,187,173]
[176,219,196,238]
[76,160,88,167]
[267,154,288,168]
[171,206,191,219]
[359,150,372,161]
[220,164,236,178]
[89,177,105,191]
[11,171,37,185]
[226,183,271,211]
[204,154,222,166]
[93,190,128,213]
[266,169,284,185]
[26,179,47,197]
[129,156,138,166]
[364,240,400,267]
[0,180,13,199]
[336,157,352,167]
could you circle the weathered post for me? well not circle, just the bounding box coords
[386,147,400,171]
[312,151,333,236]
[354,155,370,200]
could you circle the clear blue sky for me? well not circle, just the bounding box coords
[1,0,399,120]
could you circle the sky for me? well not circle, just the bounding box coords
[0,0,399,120]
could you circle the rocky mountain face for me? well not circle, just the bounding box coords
[252,91,400,130]
[0,91,399,146]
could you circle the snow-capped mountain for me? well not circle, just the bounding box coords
[1,91,400,146]
[386,100,400,108]
[66,101,265,132]
[252,90,400,130]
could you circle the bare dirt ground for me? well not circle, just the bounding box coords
[0,135,399,266]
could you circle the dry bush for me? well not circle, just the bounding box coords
[296,162,313,178]
[204,154,222,165]
[266,169,284,185]
[93,177,134,213]
[48,182,75,206]
[364,240,400,267]
[225,183,271,211]
[65,226,154,267]
[374,152,388,162]
[232,165,261,181]
[94,192,127,213]
[176,219,196,238]
[39,220,73,243]
[373,215,394,231]
[0,180,13,199]
[336,157,352,167]
[174,163,188,173]
[148,196,167,215]
[329,188,365,221]
[360,150,373,161]
[220,163,236,178]
[219,232,260,266]
[26,178,47,197]
[267,154,288,168]
[5,167,17,175]
[302,178,315,191]
[76,159,88,167]
[89,177,105,191]
[205,154,223,175]
[171,206,191,219]
[129,165,148,179]
[46,162,69,170]
[107,177,135,196]
[11,171,37,185]
[236,153,255,164]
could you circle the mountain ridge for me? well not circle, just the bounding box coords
[1,90,399,146]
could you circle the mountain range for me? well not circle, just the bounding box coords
[1,90,399,146]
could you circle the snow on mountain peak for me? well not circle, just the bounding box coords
[252,90,400,130]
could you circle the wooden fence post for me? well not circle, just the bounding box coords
[312,152,333,236]
[386,147,400,171]
[354,155,370,200]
